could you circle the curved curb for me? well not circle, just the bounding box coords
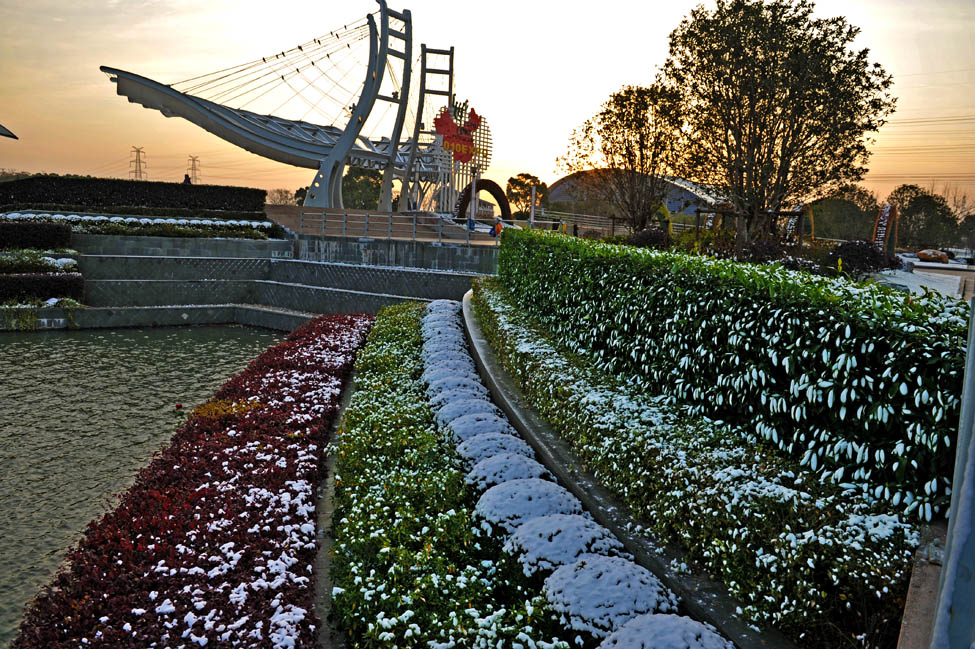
[462,290,797,649]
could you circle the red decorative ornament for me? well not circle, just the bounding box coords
[434,106,482,163]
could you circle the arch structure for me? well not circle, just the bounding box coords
[453,179,512,222]
[101,0,460,211]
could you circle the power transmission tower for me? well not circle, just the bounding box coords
[129,146,147,181]
[186,156,201,184]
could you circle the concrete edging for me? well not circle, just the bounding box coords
[0,304,314,332]
[461,290,797,649]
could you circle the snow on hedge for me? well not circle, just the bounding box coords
[544,555,679,638]
[504,514,629,577]
[446,412,517,444]
[466,452,553,491]
[471,279,920,643]
[596,614,733,649]
[455,432,536,470]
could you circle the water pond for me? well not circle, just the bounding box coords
[0,325,282,647]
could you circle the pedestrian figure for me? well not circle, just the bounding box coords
[182,173,192,185]
[573,223,579,237]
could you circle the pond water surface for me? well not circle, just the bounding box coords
[0,326,282,647]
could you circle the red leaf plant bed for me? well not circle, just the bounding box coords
[12,314,373,649]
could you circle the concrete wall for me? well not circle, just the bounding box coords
[80,256,475,308]
[296,235,498,274]
[72,233,294,259]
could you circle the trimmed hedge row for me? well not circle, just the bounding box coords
[497,229,967,520]
[329,302,571,648]
[1,176,267,220]
[0,222,72,249]
[0,273,83,302]
[471,278,918,648]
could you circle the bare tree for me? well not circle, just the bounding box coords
[266,188,296,205]
[559,84,682,233]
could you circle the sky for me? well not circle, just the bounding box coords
[0,0,972,204]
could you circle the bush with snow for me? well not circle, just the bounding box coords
[446,412,517,443]
[465,452,552,491]
[504,514,629,577]
[596,614,733,649]
[434,397,501,427]
[456,432,536,470]
[544,555,678,639]
[475,479,584,535]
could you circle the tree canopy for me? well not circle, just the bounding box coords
[342,168,383,210]
[887,184,958,249]
[663,0,895,248]
[505,173,548,218]
[559,84,683,233]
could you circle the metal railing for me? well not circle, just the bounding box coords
[296,208,502,246]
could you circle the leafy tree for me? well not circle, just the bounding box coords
[809,185,878,241]
[663,0,895,250]
[559,84,683,233]
[294,186,308,205]
[342,167,382,210]
[506,173,549,218]
[887,184,958,249]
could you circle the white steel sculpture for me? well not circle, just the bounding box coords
[100,0,485,214]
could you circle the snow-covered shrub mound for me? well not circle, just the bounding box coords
[421,363,478,386]
[426,299,461,314]
[426,375,489,399]
[421,339,468,360]
[504,514,629,577]
[446,412,516,443]
[422,347,473,364]
[476,478,583,535]
[466,452,553,491]
[456,432,536,470]
[429,387,489,410]
[596,614,732,649]
[434,397,502,427]
[544,555,679,639]
[421,318,465,335]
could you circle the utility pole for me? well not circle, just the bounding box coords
[129,147,147,181]
[186,156,201,184]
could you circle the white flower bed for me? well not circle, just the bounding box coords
[420,299,730,646]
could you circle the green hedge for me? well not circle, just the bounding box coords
[497,229,968,520]
[1,175,267,220]
[0,273,84,302]
[471,278,916,647]
[0,222,72,249]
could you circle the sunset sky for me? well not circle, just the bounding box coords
[1,0,972,203]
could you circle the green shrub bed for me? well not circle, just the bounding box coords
[472,278,918,648]
[0,175,267,220]
[329,302,571,648]
[0,273,84,303]
[0,249,77,274]
[0,221,72,249]
[498,229,967,520]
